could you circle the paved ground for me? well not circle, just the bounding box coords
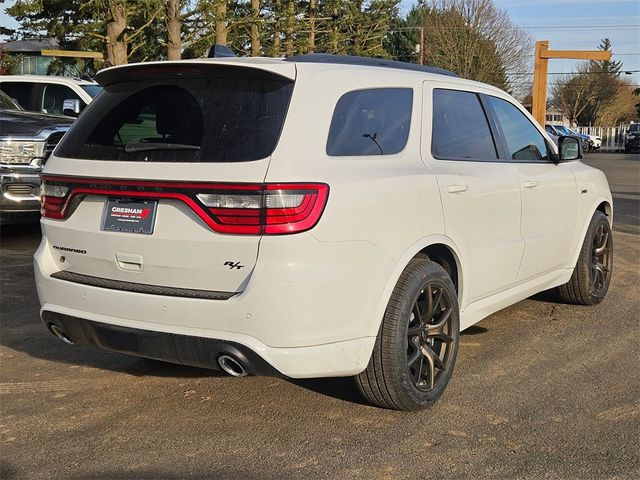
[1,153,638,480]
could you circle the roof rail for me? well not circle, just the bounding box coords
[284,53,458,77]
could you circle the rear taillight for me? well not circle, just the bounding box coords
[198,184,328,234]
[41,182,69,219]
[40,177,329,236]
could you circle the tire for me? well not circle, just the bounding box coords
[356,258,459,411]
[556,211,613,305]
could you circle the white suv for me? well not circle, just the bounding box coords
[35,54,613,410]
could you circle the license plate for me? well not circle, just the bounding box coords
[101,198,158,235]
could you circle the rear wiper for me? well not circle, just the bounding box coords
[124,142,201,153]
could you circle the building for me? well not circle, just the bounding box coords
[0,38,59,75]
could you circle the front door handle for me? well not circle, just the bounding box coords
[447,184,469,194]
[522,180,539,189]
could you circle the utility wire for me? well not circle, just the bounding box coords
[507,70,640,76]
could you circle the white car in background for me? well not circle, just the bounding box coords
[568,127,601,150]
[0,75,102,117]
[35,53,613,411]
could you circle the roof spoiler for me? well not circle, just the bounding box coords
[208,44,237,58]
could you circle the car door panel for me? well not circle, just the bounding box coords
[483,94,578,281]
[515,163,577,280]
[422,83,525,307]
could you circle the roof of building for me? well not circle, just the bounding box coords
[0,38,60,53]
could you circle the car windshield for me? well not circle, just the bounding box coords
[554,125,571,135]
[81,85,103,98]
[629,124,640,132]
[0,91,20,110]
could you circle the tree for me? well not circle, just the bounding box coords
[387,0,530,92]
[596,81,638,125]
[0,48,21,75]
[5,0,102,53]
[167,0,182,60]
[551,38,629,126]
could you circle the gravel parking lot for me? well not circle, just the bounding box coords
[1,152,638,480]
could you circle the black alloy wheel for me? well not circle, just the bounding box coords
[589,220,612,298]
[556,211,613,305]
[356,258,459,410]
[406,282,455,391]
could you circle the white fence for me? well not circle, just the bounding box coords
[575,124,631,151]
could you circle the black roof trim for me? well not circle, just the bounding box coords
[208,44,237,58]
[284,53,458,77]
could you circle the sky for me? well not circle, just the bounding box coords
[1,0,639,84]
[400,0,640,87]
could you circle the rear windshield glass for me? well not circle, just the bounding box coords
[55,66,294,163]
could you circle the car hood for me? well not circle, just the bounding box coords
[0,110,74,138]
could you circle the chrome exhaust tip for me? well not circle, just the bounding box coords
[50,324,74,344]
[217,354,248,377]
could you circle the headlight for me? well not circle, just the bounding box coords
[0,140,46,164]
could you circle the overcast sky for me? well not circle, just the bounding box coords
[1,0,639,84]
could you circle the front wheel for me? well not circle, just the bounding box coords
[556,211,613,305]
[356,258,459,410]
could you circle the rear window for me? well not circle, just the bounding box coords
[55,66,294,163]
[327,88,413,156]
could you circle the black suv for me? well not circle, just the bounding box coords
[624,124,640,153]
[0,91,72,224]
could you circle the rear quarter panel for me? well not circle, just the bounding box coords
[264,66,446,338]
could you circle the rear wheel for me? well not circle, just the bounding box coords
[356,258,459,410]
[556,211,613,305]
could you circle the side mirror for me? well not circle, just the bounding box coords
[558,136,581,161]
[62,98,81,117]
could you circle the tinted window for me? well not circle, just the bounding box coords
[81,85,103,98]
[0,91,20,110]
[327,88,412,156]
[487,96,549,162]
[56,66,294,163]
[432,89,497,160]
[0,82,34,110]
[42,84,83,115]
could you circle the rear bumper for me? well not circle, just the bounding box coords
[35,232,390,378]
[42,310,283,377]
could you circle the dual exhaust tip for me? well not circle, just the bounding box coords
[49,323,74,345]
[49,322,249,378]
[217,354,248,377]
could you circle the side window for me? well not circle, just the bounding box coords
[0,82,34,110]
[487,96,549,162]
[432,89,497,160]
[327,88,412,156]
[42,84,83,115]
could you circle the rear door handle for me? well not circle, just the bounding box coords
[447,184,469,194]
[522,180,539,189]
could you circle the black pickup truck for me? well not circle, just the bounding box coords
[0,91,72,224]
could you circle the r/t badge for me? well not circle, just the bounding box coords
[224,261,245,270]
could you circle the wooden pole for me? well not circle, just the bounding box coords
[531,40,612,126]
[532,41,549,127]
